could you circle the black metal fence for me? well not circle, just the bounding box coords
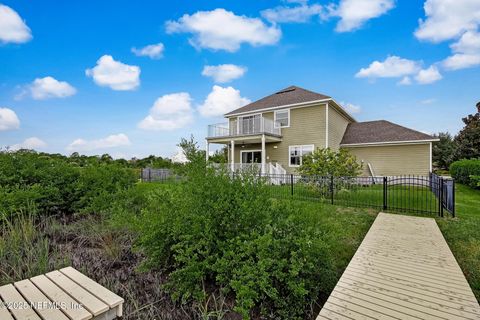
[141,168,182,182]
[260,173,455,217]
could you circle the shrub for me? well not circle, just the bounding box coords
[299,148,362,177]
[450,159,480,188]
[116,140,336,319]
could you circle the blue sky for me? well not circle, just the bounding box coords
[1,0,479,158]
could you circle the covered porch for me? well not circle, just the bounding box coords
[206,134,283,175]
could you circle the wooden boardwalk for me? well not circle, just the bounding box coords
[0,267,123,320]
[317,212,480,320]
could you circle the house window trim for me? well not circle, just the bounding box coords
[274,109,290,128]
[240,149,262,164]
[288,144,314,168]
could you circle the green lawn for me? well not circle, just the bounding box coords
[435,184,480,301]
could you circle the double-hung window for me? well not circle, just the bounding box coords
[289,145,314,167]
[274,109,290,128]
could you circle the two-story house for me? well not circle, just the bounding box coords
[206,86,438,176]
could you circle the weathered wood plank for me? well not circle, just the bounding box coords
[46,271,109,317]
[14,279,70,320]
[0,284,41,320]
[30,275,93,320]
[0,295,15,320]
[317,212,480,320]
[60,267,123,316]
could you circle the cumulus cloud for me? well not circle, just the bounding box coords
[131,43,165,59]
[332,0,395,32]
[415,0,480,43]
[10,137,47,150]
[261,3,325,23]
[0,107,20,131]
[198,85,250,117]
[138,93,194,130]
[415,65,443,84]
[356,56,421,78]
[340,102,361,114]
[86,55,140,91]
[67,133,131,152]
[442,30,480,70]
[202,64,247,83]
[166,8,281,52]
[17,76,77,100]
[398,76,412,85]
[0,4,32,44]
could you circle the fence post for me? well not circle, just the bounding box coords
[452,179,455,218]
[290,174,294,196]
[383,176,387,211]
[439,177,444,217]
[330,176,334,205]
[148,168,151,182]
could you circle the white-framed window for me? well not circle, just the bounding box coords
[289,145,314,167]
[274,109,290,128]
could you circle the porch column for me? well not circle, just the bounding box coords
[230,140,235,171]
[261,134,266,174]
[205,139,209,161]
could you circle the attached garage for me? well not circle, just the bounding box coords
[340,120,438,177]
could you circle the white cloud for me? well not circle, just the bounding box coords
[138,93,194,130]
[67,133,131,152]
[19,76,77,100]
[420,98,436,104]
[0,107,20,131]
[398,76,412,85]
[198,85,250,117]
[0,4,32,44]
[86,55,140,91]
[332,0,395,32]
[166,8,281,52]
[202,64,247,83]
[442,30,480,70]
[131,43,165,59]
[341,102,361,114]
[415,0,480,43]
[11,137,47,150]
[443,53,480,70]
[415,65,443,84]
[356,56,421,78]
[261,3,325,23]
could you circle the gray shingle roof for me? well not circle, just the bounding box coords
[341,120,435,145]
[225,85,331,116]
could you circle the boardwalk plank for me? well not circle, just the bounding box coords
[0,284,41,320]
[316,212,480,320]
[0,295,15,320]
[14,279,70,320]
[46,271,109,316]
[59,267,123,316]
[30,275,93,320]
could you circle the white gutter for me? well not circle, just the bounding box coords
[341,139,440,147]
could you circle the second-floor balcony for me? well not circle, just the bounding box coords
[207,116,281,139]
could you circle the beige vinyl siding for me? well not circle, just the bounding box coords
[228,104,327,173]
[344,143,431,176]
[327,105,351,150]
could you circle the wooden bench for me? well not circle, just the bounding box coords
[0,267,124,320]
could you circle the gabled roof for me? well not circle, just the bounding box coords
[341,120,436,145]
[225,85,331,116]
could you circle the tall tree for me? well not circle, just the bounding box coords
[455,102,480,160]
[432,132,456,170]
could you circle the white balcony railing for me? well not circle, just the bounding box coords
[207,117,281,138]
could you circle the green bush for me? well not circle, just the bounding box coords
[450,159,480,188]
[0,150,137,219]
[115,142,336,319]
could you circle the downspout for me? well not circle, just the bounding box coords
[325,102,329,148]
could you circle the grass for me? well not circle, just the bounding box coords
[436,184,480,300]
[267,182,440,215]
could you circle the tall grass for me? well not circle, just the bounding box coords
[0,211,67,285]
